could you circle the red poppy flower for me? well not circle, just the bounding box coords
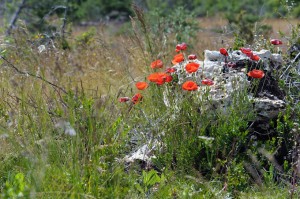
[156,79,164,85]
[156,74,167,85]
[165,67,176,73]
[135,82,148,90]
[201,78,214,86]
[245,52,253,58]
[247,69,265,79]
[240,47,252,54]
[220,48,228,56]
[241,47,255,57]
[156,73,173,85]
[176,44,182,51]
[175,42,187,51]
[119,97,130,102]
[132,93,143,104]
[147,72,172,85]
[251,54,260,61]
[165,74,173,82]
[270,39,282,45]
[182,81,198,91]
[172,53,184,65]
[148,73,160,82]
[185,62,200,73]
[151,59,163,69]
[188,54,197,60]
[180,42,187,50]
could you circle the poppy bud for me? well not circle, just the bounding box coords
[165,67,176,73]
[220,48,228,56]
[201,79,214,86]
[180,42,187,50]
[119,97,130,102]
[188,54,197,60]
[270,39,283,45]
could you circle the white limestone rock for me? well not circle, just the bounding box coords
[254,50,272,61]
[123,140,159,163]
[271,53,283,63]
[202,61,223,77]
[254,97,285,119]
[204,50,224,62]
[231,50,249,60]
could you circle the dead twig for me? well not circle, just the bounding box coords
[5,0,27,36]
[60,0,68,39]
[280,52,300,79]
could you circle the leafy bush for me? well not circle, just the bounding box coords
[75,0,133,21]
[2,0,299,35]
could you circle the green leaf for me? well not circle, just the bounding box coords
[143,170,161,187]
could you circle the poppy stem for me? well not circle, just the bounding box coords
[222,56,229,73]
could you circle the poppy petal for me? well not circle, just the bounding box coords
[182,81,198,91]
[247,69,265,79]
[151,59,163,69]
[220,48,228,56]
[135,82,148,90]
[185,62,200,73]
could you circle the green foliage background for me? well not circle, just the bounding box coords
[1,0,299,24]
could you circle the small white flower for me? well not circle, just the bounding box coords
[55,120,76,136]
[38,45,46,53]
[198,136,214,141]
[64,123,76,136]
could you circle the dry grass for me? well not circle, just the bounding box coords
[3,17,297,97]
[195,17,234,58]
[199,17,300,39]
[68,17,233,93]
[263,18,299,38]
[69,17,299,94]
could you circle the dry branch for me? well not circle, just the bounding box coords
[0,55,67,94]
[6,0,26,36]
